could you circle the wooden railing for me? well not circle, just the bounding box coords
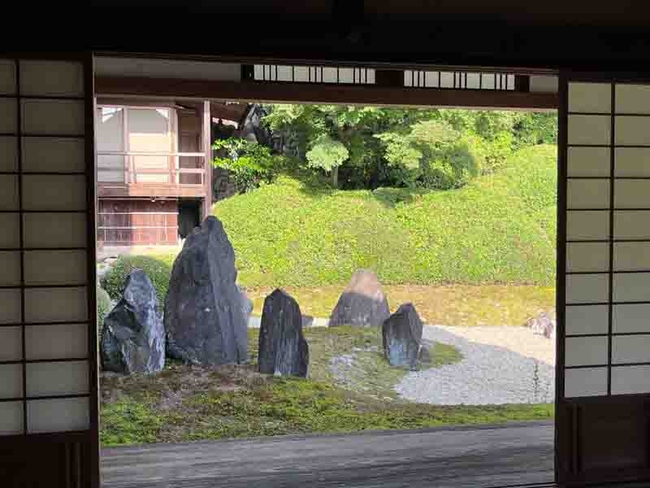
[96,151,207,186]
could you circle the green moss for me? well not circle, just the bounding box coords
[214,145,557,288]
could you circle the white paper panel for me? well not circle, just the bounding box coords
[613,304,650,333]
[566,242,609,272]
[22,137,85,173]
[0,251,20,287]
[0,327,22,362]
[566,274,609,304]
[611,365,650,395]
[21,175,86,211]
[0,98,17,133]
[23,213,87,248]
[23,250,86,286]
[0,289,21,324]
[569,82,612,113]
[0,364,23,399]
[25,324,87,360]
[613,273,650,302]
[0,136,17,172]
[615,116,650,146]
[616,85,650,115]
[21,100,85,136]
[0,175,19,210]
[440,72,454,89]
[322,67,337,83]
[565,305,609,336]
[567,115,611,146]
[614,180,650,209]
[567,147,610,177]
[0,402,23,435]
[20,60,84,97]
[27,398,89,433]
[24,287,88,323]
[293,66,308,82]
[564,367,608,398]
[0,213,19,249]
[565,336,609,367]
[0,60,16,95]
[466,73,481,89]
[566,210,610,240]
[614,211,650,240]
[616,148,650,177]
[481,74,495,90]
[26,361,88,397]
[612,335,650,364]
[567,179,610,209]
[614,242,650,271]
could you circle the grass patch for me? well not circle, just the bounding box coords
[101,327,551,447]
[214,145,557,288]
[247,284,555,326]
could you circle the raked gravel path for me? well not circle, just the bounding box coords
[396,325,555,405]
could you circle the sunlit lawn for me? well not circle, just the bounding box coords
[246,284,555,326]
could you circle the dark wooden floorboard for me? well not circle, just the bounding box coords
[101,422,555,488]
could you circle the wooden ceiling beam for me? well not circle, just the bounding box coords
[95,76,558,111]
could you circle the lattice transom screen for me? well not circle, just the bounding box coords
[562,79,650,398]
[0,57,94,435]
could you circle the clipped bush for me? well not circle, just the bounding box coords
[101,255,175,304]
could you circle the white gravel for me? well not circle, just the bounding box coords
[396,325,555,405]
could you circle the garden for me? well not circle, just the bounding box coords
[98,106,558,447]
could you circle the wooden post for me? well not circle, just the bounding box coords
[202,100,212,221]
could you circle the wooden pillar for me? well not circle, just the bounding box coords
[202,100,212,221]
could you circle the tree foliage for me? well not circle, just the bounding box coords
[212,138,285,192]
[255,104,556,191]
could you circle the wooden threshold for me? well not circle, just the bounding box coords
[95,76,558,110]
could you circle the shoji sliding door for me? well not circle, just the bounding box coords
[0,54,98,487]
[557,73,650,485]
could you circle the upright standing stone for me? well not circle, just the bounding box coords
[164,217,248,365]
[382,303,423,370]
[258,289,309,377]
[329,270,390,327]
[101,269,165,374]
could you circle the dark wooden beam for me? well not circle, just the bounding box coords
[95,77,558,110]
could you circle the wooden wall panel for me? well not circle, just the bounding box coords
[98,199,178,246]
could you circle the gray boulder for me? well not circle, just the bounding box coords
[258,289,309,377]
[238,285,254,321]
[382,303,424,370]
[101,269,165,374]
[165,217,248,365]
[329,270,390,327]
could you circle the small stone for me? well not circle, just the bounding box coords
[525,310,556,340]
[258,289,309,377]
[382,303,424,371]
[418,345,432,364]
[329,270,390,328]
[101,269,165,374]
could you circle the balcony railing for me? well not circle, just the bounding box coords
[97,151,207,187]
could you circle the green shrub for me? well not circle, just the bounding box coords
[97,285,112,321]
[101,255,175,303]
[213,138,285,192]
[96,285,112,344]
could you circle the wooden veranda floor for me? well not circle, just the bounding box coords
[101,422,555,488]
